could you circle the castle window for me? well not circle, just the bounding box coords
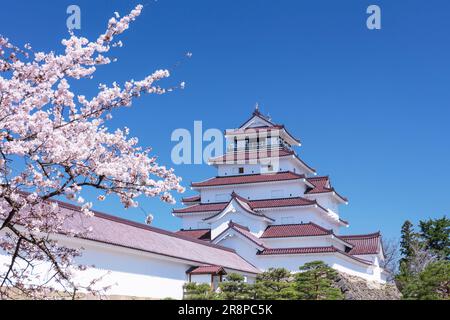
[238,167,244,174]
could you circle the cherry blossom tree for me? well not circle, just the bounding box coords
[0,4,185,299]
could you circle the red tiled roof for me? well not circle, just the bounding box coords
[257,246,337,255]
[306,176,348,202]
[202,194,274,222]
[173,196,315,214]
[173,202,228,214]
[176,229,211,241]
[257,246,372,265]
[261,222,332,238]
[181,195,201,203]
[339,232,381,255]
[51,201,260,274]
[187,265,227,275]
[249,197,315,209]
[191,171,306,188]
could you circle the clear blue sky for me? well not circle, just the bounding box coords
[1,0,449,240]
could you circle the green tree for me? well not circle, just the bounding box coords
[401,260,450,300]
[253,268,296,300]
[294,261,343,300]
[400,220,417,265]
[183,283,215,300]
[419,216,450,260]
[218,273,252,300]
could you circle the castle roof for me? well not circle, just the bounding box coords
[191,171,307,188]
[173,195,316,214]
[52,200,260,274]
[175,228,211,241]
[186,265,226,275]
[260,222,332,238]
[339,232,381,255]
[213,221,265,248]
[208,148,316,174]
[256,246,372,266]
[305,176,348,203]
[181,195,201,203]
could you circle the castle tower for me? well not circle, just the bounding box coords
[173,107,388,283]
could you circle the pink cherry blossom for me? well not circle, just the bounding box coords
[0,4,184,299]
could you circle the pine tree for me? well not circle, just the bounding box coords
[402,260,450,300]
[254,268,296,300]
[419,216,450,260]
[294,261,343,300]
[400,220,417,265]
[183,283,216,300]
[218,273,252,300]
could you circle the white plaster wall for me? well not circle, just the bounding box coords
[209,207,268,239]
[180,214,211,230]
[264,208,341,232]
[0,239,190,299]
[190,274,211,284]
[200,180,307,204]
[217,158,309,177]
[261,236,347,251]
[216,234,261,267]
[255,254,379,282]
[306,193,340,214]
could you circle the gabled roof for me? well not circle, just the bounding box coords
[213,221,265,248]
[53,201,260,274]
[173,193,348,227]
[175,228,211,241]
[208,148,316,174]
[187,265,227,275]
[339,232,381,255]
[173,195,316,214]
[261,222,332,238]
[305,176,348,203]
[238,108,276,129]
[202,193,274,223]
[191,171,306,188]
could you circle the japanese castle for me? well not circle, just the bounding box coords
[0,107,388,299]
[173,106,388,283]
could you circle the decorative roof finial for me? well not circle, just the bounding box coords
[255,102,259,112]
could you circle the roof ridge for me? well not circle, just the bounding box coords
[340,232,381,239]
[55,200,237,253]
[249,196,314,203]
[214,171,300,179]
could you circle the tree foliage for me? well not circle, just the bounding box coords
[396,216,450,300]
[419,216,449,260]
[294,261,344,300]
[401,260,450,300]
[218,273,253,300]
[186,263,345,300]
[183,283,216,300]
[253,268,296,300]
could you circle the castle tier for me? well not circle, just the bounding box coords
[173,107,388,283]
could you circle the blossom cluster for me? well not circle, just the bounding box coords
[0,4,184,298]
